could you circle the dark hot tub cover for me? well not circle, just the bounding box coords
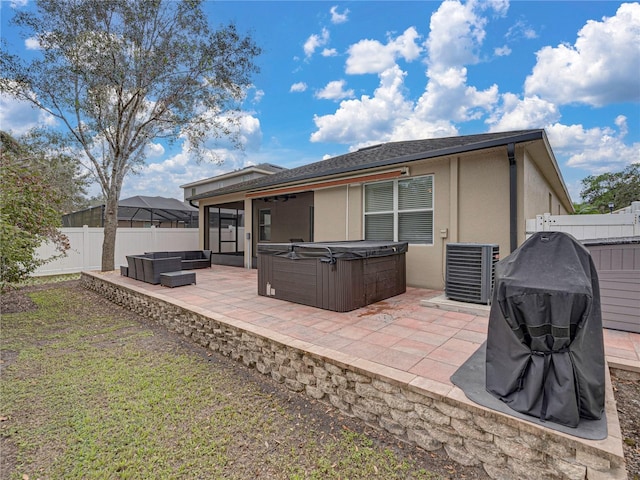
[485,231,605,428]
[257,241,408,261]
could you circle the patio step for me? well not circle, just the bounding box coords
[421,294,490,317]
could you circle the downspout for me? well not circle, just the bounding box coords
[508,143,517,253]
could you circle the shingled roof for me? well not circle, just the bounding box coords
[188,130,545,201]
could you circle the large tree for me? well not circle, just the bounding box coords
[579,163,640,213]
[1,0,261,270]
[0,132,70,289]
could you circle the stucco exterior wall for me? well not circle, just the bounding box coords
[401,158,450,289]
[314,187,349,241]
[456,150,511,261]
[522,147,570,221]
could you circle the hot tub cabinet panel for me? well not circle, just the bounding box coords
[258,241,408,312]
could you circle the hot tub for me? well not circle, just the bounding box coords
[257,241,408,312]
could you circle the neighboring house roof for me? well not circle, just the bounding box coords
[116,195,197,223]
[188,130,563,202]
[118,195,197,213]
[180,163,286,189]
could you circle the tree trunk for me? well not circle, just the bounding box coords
[101,191,118,271]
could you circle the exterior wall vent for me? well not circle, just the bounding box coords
[445,243,499,304]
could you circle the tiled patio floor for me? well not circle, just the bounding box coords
[108,265,640,384]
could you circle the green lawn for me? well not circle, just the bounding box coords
[0,284,460,479]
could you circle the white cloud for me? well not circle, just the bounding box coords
[321,48,338,57]
[345,27,422,74]
[0,93,57,135]
[525,3,640,106]
[303,28,330,58]
[486,94,560,132]
[425,0,488,69]
[311,66,414,144]
[506,20,538,41]
[415,66,499,123]
[546,118,640,174]
[494,45,511,56]
[330,6,349,24]
[311,1,503,145]
[290,82,308,93]
[25,36,42,50]
[315,80,354,101]
[252,89,264,103]
[483,0,510,17]
[145,142,165,158]
[10,0,28,7]
[410,0,500,124]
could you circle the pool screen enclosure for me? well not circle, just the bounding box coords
[485,231,605,428]
[257,241,408,312]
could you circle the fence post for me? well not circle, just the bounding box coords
[151,225,157,252]
[82,225,89,270]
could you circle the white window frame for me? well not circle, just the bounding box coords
[363,175,434,245]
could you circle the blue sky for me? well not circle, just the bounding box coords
[1,1,639,204]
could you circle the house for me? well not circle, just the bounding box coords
[187,130,573,289]
[180,163,286,201]
[62,196,198,228]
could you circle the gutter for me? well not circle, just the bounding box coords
[508,143,517,253]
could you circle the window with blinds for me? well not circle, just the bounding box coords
[364,175,433,244]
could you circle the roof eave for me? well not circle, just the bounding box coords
[187,130,545,202]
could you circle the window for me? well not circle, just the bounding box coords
[259,209,271,241]
[364,176,433,244]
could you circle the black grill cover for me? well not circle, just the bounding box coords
[485,232,605,428]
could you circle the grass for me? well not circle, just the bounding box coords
[1,284,447,479]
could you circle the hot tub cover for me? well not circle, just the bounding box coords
[485,231,605,428]
[257,241,408,261]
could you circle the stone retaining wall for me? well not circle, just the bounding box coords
[81,272,627,480]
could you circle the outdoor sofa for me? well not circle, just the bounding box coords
[144,250,212,270]
[125,254,182,285]
[123,250,210,285]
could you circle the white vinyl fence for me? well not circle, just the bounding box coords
[526,202,640,241]
[33,226,199,276]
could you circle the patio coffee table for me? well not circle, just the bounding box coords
[160,271,196,288]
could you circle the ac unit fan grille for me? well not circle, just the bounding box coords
[445,244,499,304]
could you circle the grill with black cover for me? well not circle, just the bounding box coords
[485,231,605,428]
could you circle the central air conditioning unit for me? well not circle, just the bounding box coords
[445,243,499,305]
